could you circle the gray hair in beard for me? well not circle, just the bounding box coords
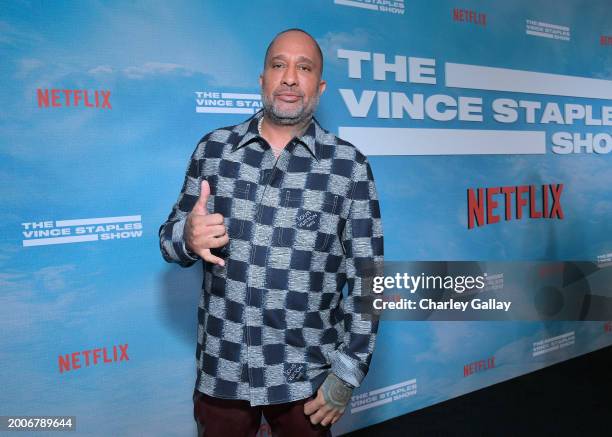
[261,90,320,126]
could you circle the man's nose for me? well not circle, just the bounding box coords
[282,65,298,86]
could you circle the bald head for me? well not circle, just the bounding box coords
[259,28,327,127]
[264,28,324,75]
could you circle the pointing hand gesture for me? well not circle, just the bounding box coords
[185,180,229,266]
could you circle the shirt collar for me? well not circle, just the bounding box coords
[233,109,322,161]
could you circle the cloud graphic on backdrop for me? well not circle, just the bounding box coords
[0,264,96,341]
[318,29,371,70]
[123,62,194,80]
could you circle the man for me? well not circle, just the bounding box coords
[159,28,384,436]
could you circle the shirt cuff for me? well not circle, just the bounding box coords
[174,217,199,262]
[328,349,365,388]
[182,240,200,261]
[331,373,355,390]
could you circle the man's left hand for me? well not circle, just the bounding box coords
[303,373,353,427]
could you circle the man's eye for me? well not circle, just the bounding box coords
[272,63,284,69]
[298,65,312,71]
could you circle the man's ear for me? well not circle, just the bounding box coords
[259,74,263,88]
[318,79,327,96]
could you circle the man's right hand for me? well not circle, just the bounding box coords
[184,180,229,267]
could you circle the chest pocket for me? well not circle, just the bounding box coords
[277,189,340,252]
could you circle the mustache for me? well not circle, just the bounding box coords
[273,87,304,97]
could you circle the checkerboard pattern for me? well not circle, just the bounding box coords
[159,110,384,406]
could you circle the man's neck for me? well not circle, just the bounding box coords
[260,114,311,150]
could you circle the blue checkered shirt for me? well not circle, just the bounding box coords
[159,110,384,406]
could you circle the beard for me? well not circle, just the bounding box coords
[261,87,320,126]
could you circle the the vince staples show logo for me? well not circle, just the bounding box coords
[22,215,142,247]
[195,91,261,114]
[350,379,417,414]
[37,89,111,109]
[598,252,612,268]
[526,19,570,41]
[533,331,574,357]
[333,0,405,15]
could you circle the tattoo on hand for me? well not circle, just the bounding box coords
[321,373,353,409]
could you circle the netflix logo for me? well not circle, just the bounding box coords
[59,343,129,373]
[601,36,612,46]
[464,356,495,377]
[538,263,565,278]
[37,89,111,109]
[452,8,486,26]
[467,184,564,229]
[605,322,612,333]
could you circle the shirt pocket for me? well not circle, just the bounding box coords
[277,189,340,252]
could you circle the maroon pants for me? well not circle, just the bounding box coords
[193,390,332,437]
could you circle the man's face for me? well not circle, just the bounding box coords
[260,31,326,126]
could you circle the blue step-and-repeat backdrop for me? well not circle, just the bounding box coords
[1,1,611,435]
